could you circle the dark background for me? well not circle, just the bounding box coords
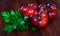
[0,0,60,36]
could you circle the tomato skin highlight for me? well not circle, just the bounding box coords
[26,9,38,17]
[48,12,56,19]
[20,6,28,15]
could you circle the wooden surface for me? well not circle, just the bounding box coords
[0,0,60,36]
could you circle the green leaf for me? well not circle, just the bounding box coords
[16,25,24,31]
[16,8,22,16]
[23,16,31,27]
[31,27,38,31]
[10,10,15,15]
[23,26,28,30]
[2,11,10,18]
[12,24,17,29]
[6,11,10,17]
[24,15,29,21]
[20,20,25,25]
[16,25,28,31]
[16,8,23,19]
[16,8,20,14]
[3,18,10,23]
[3,25,14,33]
[2,9,34,32]
[2,11,7,16]
[17,8,22,15]
[17,19,25,25]
[10,16,16,22]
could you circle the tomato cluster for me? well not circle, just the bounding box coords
[20,3,57,28]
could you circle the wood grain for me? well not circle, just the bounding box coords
[0,0,60,36]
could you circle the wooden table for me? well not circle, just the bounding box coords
[0,0,60,36]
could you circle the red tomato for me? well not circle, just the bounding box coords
[30,11,48,28]
[30,16,39,26]
[20,6,28,15]
[38,11,48,28]
[26,9,38,17]
[47,3,57,19]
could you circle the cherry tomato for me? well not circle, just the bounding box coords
[20,6,28,15]
[30,11,48,28]
[26,9,38,17]
[30,16,39,26]
[38,11,48,28]
[47,3,57,19]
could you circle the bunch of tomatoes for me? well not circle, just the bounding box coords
[20,3,57,28]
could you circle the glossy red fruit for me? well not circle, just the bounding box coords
[30,16,39,26]
[20,6,28,15]
[26,9,38,17]
[38,4,46,12]
[39,12,48,23]
[28,3,38,10]
[38,11,48,28]
[30,11,48,28]
[47,3,57,19]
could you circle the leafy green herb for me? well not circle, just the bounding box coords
[2,8,38,33]
[3,25,14,33]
